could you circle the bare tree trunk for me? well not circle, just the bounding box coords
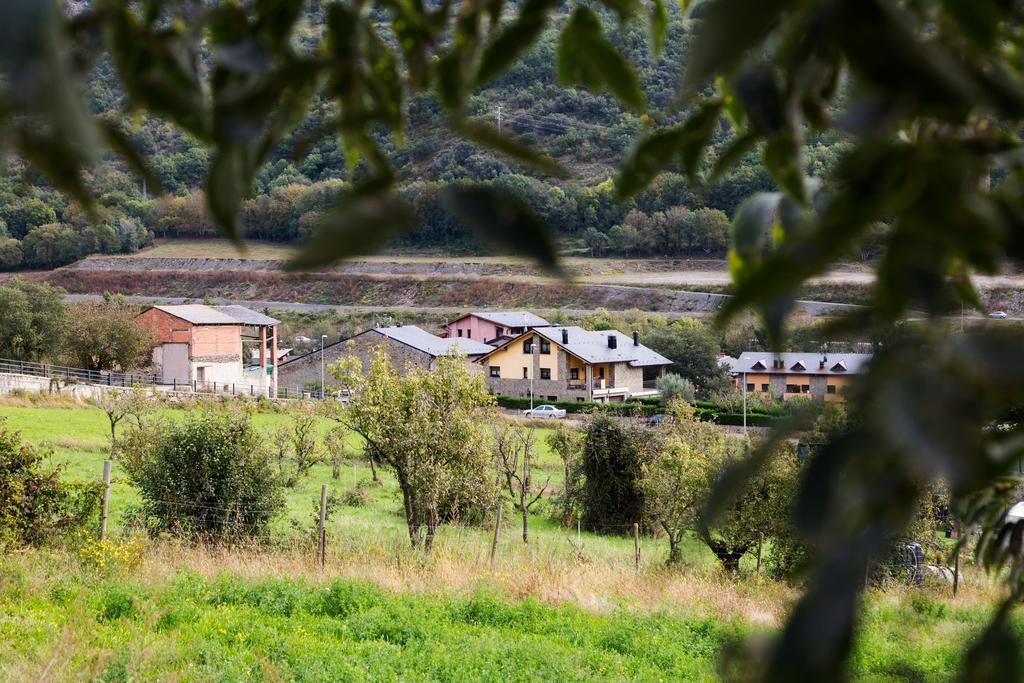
[331,452,341,480]
[368,452,379,482]
[424,506,438,553]
[398,476,419,548]
[522,502,529,543]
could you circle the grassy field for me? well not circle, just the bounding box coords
[0,397,1009,680]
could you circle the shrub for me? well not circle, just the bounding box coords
[657,373,695,404]
[0,417,100,549]
[579,413,658,533]
[120,407,285,539]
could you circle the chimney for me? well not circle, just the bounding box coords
[820,356,826,369]
[633,330,639,346]
[562,329,569,344]
[608,334,617,349]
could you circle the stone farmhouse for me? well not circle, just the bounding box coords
[475,326,671,403]
[443,311,550,345]
[136,304,281,393]
[277,324,493,391]
[728,351,872,403]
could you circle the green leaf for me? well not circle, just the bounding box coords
[557,7,645,112]
[616,100,722,198]
[476,0,558,86]
[710,130,759,183]
[649,0,668,57]
[458,122,568,178]
[205,145,249,244]
[440,185,561,274]
[764,129,805,203]
[288,194,416,271]
[99,121,164,196]
[595,0,639,24]
[682,0,792,96]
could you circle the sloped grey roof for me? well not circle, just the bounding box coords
[213,305,280,326]
[733,352,872,375]
[471,311,550,328]
[528,326,671,367]
[376,326,494,357]
[151,305,240,325]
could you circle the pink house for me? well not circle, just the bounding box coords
[443,311,550,345]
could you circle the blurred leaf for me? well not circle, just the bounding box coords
[710,130,759,183]
[764,129,805,203]
[650,0,668,56]
[288,194,415,271]
[476,0,558,86]
[557,7,645,112]
[595,0,639,24]
[458,121,568,177]
[440,185,561,274]
[682,0,792,95]
[205,145,250,244]
[99,120,164,196]
[616,100,722,198]
[957,597,1023,683]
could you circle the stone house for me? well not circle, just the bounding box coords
[476,326,671,403]
[136,304,281,393]
[443,311,550,345]
[729,351,872,403]
[277,325,493,391]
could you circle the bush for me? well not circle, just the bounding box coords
[656,373,695,404]
[494,395,659,417]
[0,417,100,549]
[120,407,285,539]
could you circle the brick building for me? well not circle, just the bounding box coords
[136,304,280,393]
[277,325,493,392]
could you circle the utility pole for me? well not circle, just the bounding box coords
[742,370,747,434]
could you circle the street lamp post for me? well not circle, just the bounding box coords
[742,370,747,434]
[320,334,327,399]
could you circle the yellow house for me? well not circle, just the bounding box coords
[729,352,871,403]
[476,326,672,403]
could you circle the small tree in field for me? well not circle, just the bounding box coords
[120,406,284,538]
[641,401,724,564]
[96,386,155,458]
[272,402,325,487]
[331,349,496,551]
[547,423,584,526]
[495,423,549,543]
[656,373,695,405]
[580,413,658,533]
[65,295,154,371]
[319,397,378,481]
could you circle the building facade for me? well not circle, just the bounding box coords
[729,352,872,403]
[477,326,671,402]
[136,304,280,393]
[277,325,493,391]
[443,311,550,345]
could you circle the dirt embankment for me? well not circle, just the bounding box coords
[43,268,739,313]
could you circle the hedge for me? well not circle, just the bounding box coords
[495,395,660,417]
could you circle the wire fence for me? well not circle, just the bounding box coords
[0,356,343,402]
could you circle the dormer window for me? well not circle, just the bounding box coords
[751,360,767,371]
[831,361,847,372]
[790,361,806,371]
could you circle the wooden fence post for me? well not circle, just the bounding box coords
[318,484,328,570]
[101,459,112,540]
[633,523,640,571]
[490,501,503,570]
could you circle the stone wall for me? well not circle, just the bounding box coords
[278,330,433,390]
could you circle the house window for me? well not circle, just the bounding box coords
[746,383,755,392]
[495,327,503,337]
[577,397,585,402]
[458,329,463,337]
[540,340,551,354]
[786,384,800,393]
[489,367,501,378]
[570,368,579,380]
[761,383,769,392]
[597,367,605,378]
[826,385,836,394]
[540,368,551,380]
[801,385,810,393]
[548,395,557,401]
[523,340,533,354]
[523,367,528,379]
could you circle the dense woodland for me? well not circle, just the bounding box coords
[0,2,854,270]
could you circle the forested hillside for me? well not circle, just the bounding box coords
[0,1,850,270]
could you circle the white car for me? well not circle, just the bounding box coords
[989,311,1009,319]
[522,404,566,419]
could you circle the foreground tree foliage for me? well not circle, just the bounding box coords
[8,0,1024,678]
[120,407,284,538]
[64,295,154,372]
[0,417,100,549]
[332,350,497,551]
[0,279,67,362]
